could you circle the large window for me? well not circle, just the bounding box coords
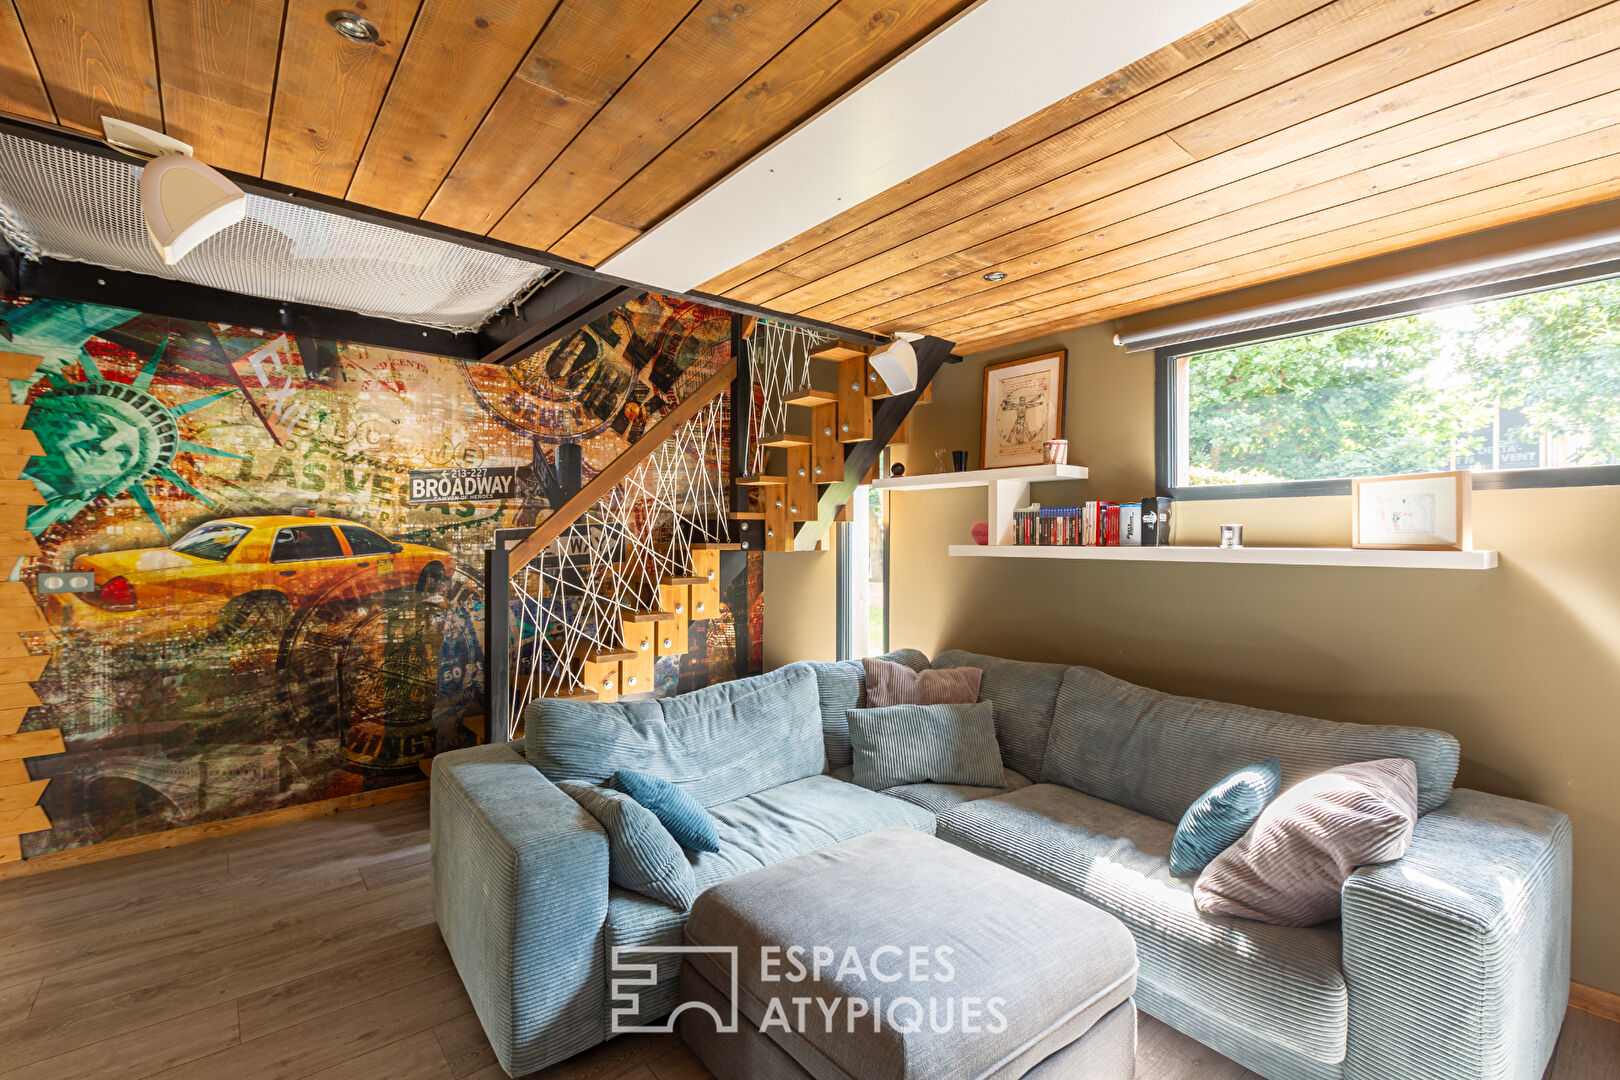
[1160,274,1620,496]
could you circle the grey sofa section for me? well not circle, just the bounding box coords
[526,662,824,806]
[939,784,1347,1080]
[931,649,1069,780]
[430,743,611,1077]
[433,649,1572,1080]
[683,827,1138,1080]
[813,647,929,770]
[1341,790,1573,1080]
[1044,665,1461,821]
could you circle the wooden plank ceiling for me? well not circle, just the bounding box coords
[5,0,1620,354]
[699,0,1620,351]
[1,0,977,262]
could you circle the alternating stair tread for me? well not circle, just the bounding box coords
[553,690,601,702]
[690,542,743,550]
[784,388,838,406]
[664,574,708,586]
[809,341,871,362]
[759,432,811,447]
[730,511,766,520]
[574,648,637,662]
[622,609,673,622]
[736,475,787,486]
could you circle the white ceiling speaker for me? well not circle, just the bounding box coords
[868,332,924,394]
[102,117,246,265]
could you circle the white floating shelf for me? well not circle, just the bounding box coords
[947,545,1498,570]
[873,463,1088,490]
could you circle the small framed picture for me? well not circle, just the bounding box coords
[1351,470,1472,550]
[981,349,1066,470]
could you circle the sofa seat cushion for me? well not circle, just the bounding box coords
[709,774,935,867]
[937,784,1347,1074]
[601,776,934,1026]
[527,663,824,807]
[882,766,1032,815]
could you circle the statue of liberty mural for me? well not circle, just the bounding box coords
[1,298,244,537]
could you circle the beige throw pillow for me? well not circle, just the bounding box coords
[1193,757,1419,926]
[862,658,982,708]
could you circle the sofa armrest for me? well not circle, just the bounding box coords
[430,743,611,1076]
[1341,789,1571,1080]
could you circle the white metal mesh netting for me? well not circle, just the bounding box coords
[0,132,550,331]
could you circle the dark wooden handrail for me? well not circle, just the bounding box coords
[505,358,738,576]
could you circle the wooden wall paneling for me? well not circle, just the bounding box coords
[12,0,161,133]
[0,481,43,508]
[262,0,422,196]
[831,6,1620,330]
[345,0,562,217]
[421,0,692,235]
[709,0,1439,304]
[930,99,1620,344]
[0,0,55,121]
[0,651,49,685]
[958,147,1620,351]
[150,0,287,174]
[0,728,64,763]
[0,805,47,840]
[0,759,26,786]
[0,354,43,381]
[687,548,718,620]
[0,835,18,863]
[490,0,843,251]
[809,402,843,484]
[568,0,978,265]
[811,0,1620,329]
[693,1,1276,296]
[0,778,47,812]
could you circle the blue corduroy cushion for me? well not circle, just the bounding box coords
[1169,756,1282,877]
[610,768,720,853]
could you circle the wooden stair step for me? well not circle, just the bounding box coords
[759,432,810,447]
[419,759,433,777]
[573,648,636,663]
[808,341,870,362]
[690,542,743,551]
[664,574,707,586]
[736,475,787,486]
[730,511,766,520]
[622,609,673,622]
[784,388,837,406]
[461,714,486,739]
[554,689,601,702]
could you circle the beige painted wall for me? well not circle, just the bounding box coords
[888,321,1620,993]
[764,541,839,668]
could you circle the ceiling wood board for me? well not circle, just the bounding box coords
[0,0,55,123]
[13,0,161,133]
[151,0,286,174]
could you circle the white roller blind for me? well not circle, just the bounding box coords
[1117,229,1620,354]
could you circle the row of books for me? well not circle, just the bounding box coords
[1012,498,1172,546]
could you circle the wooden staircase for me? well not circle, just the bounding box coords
[740,334,950,552]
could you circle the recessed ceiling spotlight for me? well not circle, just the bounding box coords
[984,271,1008,282]
[327,10,380,43]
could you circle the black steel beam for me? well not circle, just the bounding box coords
[0,114,888,348]
[477,274,639,366]
[7,254,478,357]
[795,335,955,551]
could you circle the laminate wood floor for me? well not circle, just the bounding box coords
[0,798,1613,1080]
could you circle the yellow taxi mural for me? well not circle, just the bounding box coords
[44,514,455,639]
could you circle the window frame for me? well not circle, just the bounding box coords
[1154,261,1620,500]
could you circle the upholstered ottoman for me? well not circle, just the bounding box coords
[676,826,1137,1080]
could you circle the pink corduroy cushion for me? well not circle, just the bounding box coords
[1193,757,1419,926]
[861,658,983,708]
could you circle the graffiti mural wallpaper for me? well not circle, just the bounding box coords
[3,289,761,857]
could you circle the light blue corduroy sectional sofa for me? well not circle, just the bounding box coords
[430,649,1572,1080]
